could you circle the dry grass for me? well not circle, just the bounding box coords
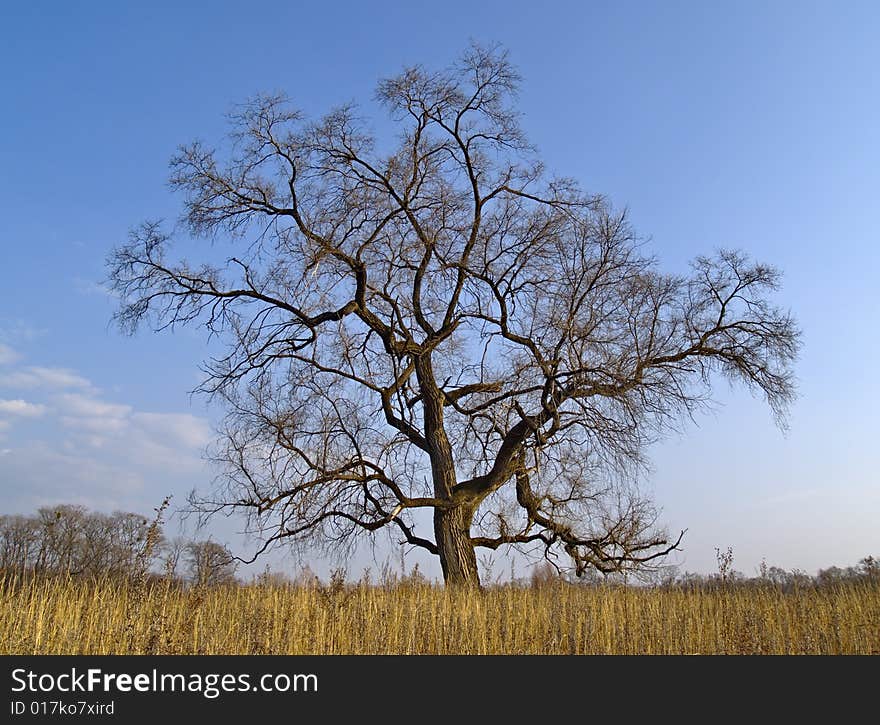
[1,573,878,654]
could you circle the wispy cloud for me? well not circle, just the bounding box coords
[73,278,119,299]
[0,344,20,366]
[55,391,211,471]
[57,392,131,419]
[0,354,215,514]
[0,442,147,511]
[59,415,129,435]
[0,321,48,344]
[131,412,212,449]
[0,366,94,391]
[0,399,46,417]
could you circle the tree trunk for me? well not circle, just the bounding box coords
[414,355,480,587]
[434,505,480,587]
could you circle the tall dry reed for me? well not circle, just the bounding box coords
[1,573,877,655]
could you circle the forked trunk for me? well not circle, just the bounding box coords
[434,505,480,587]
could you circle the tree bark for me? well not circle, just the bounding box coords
[413,354,482,588]
[434,504,480,587]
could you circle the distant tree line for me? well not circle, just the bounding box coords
[3,505,876,591]
[527,548,880,591]
[0,505,237,586]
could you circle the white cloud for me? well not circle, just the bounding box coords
[0,357,216,514]
[57,392,131,419]
[131,412,212,449]
[0,366,94,391]
[60,415,130,435]
[0,399,46,417]
[118,413,212,472]
[0,321,47,343]
[56,391,211,471]
[0,344,20,365]
[73,278,119,298]
[0,441,146,511]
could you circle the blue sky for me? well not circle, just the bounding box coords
[1,1,877,579]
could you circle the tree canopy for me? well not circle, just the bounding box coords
[108,44,799,586]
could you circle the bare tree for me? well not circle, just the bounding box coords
[0,515,40,572]
[0,506,158,578]
[107,44,799,587]
[35,506,86,574]
[161,536,189,580]
[184,541,237,587]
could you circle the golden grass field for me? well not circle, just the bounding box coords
[2,573,878,655]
